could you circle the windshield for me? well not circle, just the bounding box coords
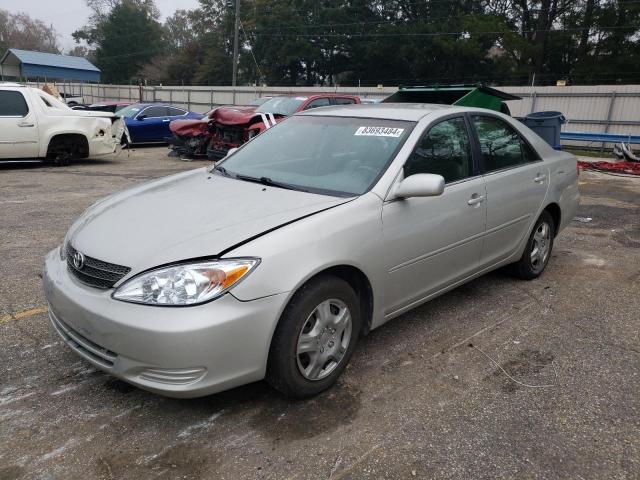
[256,96,306,116]
[117,104,144,118]
[217,116,414,196]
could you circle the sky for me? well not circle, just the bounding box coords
[0,0,201,50]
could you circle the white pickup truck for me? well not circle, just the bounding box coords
[0,83,125,165]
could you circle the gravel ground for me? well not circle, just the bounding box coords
[0,148,638,480]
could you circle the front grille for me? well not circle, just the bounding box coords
[49,308,117,368]
[66,243,131,289]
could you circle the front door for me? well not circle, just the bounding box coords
[470,115,550,266]
[0,90,39,158]
[134,106,169,142]
[382,116,487,315]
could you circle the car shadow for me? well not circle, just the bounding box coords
[96,269,517,439]
[0,158,119,170]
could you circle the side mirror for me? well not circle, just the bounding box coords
[226,147,238,157]
[393,173,445,199]
[137,114,147,121]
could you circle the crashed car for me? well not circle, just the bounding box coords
[169,94,361,159]
[168,101,265,158]
[0,83,126,165]
[72,101,132,114]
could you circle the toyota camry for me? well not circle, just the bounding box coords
[43,103,580,398]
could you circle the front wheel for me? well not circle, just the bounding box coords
[510,211,555,280]
[266,275,361,398]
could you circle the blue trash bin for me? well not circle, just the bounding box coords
[523,111,566,150]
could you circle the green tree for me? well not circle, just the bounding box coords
[88,0,640,87]
[95,1,164,83]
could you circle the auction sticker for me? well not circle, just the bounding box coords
[355,126,405,137]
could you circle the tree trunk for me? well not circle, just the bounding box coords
[578,0,596,64]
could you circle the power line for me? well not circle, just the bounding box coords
[84,21,640,62]
[246,24,640,38]
[239,18,264,82]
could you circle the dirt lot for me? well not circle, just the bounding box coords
[0,148,638,480]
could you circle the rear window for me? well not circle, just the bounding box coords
[143,106,168,118]
[334,97,357,105]
[0,91,29,116]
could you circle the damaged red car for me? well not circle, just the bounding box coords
[168,94,360,159]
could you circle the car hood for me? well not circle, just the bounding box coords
[68,168,351,275]
[170,118,209,136]
[210,105,261,126]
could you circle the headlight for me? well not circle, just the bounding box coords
[112,258,259,306]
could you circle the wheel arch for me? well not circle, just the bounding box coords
[46,133,90,159]
[543,202,561,236]
[277,264,375,338]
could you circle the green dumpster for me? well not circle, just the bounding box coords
[382,84,520,114]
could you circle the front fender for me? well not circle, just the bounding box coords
[225,193,387,327]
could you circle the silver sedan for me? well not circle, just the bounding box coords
[43,104,580,398]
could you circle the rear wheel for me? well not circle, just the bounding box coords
[510,211,555,280]
[45,135,88,166]
[266,275,361,398]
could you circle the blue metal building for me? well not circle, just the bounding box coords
[0,49,101,83]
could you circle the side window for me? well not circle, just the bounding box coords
[141,106,168,118]
[472,116,538,172]
[0,91,29,116]
[168,107,186,116]
[404,117,473,183]
[333,97,356,105]
[303,98,331,110]
[39,95,54,108]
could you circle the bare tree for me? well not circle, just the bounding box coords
[0,9,60,54]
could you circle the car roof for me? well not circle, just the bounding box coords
[270,93,358,100]
[298,102,458,121]
[133,103,185,108]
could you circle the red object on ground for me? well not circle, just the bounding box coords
[578,161,640,176]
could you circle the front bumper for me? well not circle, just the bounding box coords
[43,248,288,398]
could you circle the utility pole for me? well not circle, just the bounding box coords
[232,0,241,87]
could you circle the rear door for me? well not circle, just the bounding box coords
[382,115,487,315]
[0,90,39,158]
[331,97,358,106]
[470,114,549,266]
[164,107,188,138]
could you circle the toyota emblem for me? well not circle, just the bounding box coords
[73,251,85,270]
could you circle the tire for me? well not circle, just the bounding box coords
[266,275,361,398]
[510,211,555,280]
[46,136,87,166]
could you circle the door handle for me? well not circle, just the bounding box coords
[18,122,35,127]
[162,119,171,122]
[467,194,485,206]
[534,173,547,183]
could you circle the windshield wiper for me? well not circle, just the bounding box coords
[213,165,235,178]
[235,174,302,191]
